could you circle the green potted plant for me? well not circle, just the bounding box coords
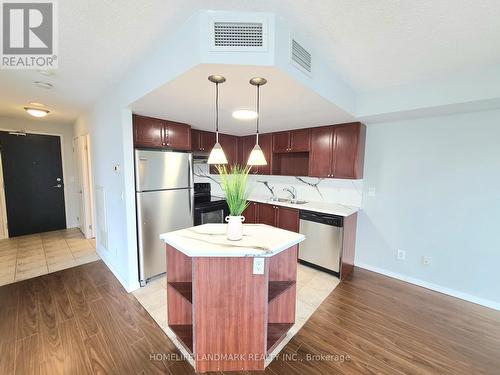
[216,164,251,240]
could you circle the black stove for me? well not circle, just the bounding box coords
[194,183,228,225]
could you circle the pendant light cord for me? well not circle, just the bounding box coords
[215,82,219,143]
[256,84,260,144]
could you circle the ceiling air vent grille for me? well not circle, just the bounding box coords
[291,39,312,74]
[214,22,264,48]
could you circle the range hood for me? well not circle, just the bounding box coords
[193,151,209,164]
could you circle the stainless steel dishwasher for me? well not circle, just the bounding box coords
[298,210,343,276]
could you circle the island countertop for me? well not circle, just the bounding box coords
[160,223,305,258]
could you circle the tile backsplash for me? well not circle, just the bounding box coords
[193,164,363,207]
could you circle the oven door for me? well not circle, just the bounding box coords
[194,201,228,226]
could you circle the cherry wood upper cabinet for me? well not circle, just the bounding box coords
[332,123,366,179]
[191,129,202,151]
[191,130,216,152]
[210,133,239,174]
[133,114,165,148]
[133,114,191,150]
[272,129,310,153]
[276,206,299,232]
[256,133,272,175]
[290,129,310,152]
[309,126,333,177]
[309,123,366,179]
[218,133,238,167]
[238,135,256,172]
[237,134,271,174]
[164,120,191,150]
[272,132,290,153]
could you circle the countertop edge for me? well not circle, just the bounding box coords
[160,230,305,258]
[243,196,360,217]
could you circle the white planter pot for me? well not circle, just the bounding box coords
[225,215,245,241]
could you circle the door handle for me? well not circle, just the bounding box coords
[52,184,62,188]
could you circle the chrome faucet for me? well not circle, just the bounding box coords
[283,186,297,201]
[257,180,277,200]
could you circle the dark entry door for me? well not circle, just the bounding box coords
[0,132,66,236]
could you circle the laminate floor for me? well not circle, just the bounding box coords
[133,263,340,366]
[1,260,499,374]
[0,228,99,286]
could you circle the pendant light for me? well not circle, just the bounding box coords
[207,74,228,165]
[247,77,267,166]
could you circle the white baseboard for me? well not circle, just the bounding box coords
[96,249,140,293]
[355,262,500,312]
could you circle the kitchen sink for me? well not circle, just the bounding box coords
[290,200,308,205]
[274,198,308,205]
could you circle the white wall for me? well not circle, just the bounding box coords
[356,109,500,309]
[73,13,201,292]
[0,116,79,228]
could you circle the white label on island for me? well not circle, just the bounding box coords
[253,258,265,275]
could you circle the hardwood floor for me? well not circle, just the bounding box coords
[1,261,499,374]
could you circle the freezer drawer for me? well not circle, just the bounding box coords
[135,149,192,191]
[136,188,193,283]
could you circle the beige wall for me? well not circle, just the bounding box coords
[0,116,79,229]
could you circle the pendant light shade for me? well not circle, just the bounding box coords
[247,144,267,165]
[247,77,267,166]
[207,142,228,164]
[207,74,228,165]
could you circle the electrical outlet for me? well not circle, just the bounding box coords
[422,256,432,266]
[253,258,265,275]
[368,187,376,197]
[397,249,406,261]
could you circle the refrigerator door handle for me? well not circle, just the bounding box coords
[188,153,194,219]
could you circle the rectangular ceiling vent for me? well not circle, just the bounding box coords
[290,39,312,75]
[214,22,263,48]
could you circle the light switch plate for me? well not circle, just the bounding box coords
[253,258,265,275]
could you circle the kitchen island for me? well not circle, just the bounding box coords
[160,223,305,372]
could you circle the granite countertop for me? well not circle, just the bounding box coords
[159,223,305,258]
[213,195,360,217]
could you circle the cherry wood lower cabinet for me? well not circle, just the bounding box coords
[242,201,258,224]
[244,202,299,233]
[166,244,298,372]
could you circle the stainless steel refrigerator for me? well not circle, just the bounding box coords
[135,149,193,286]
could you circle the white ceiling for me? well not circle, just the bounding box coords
[1,0,500,123]
[130,64,354,135]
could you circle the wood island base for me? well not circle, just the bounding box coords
[166,243,298,372]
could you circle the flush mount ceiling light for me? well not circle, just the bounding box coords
[29,101,45,107]
[37,69,54,76]
[247,77,268,166]
[207,74,228,165]
[34,81,53,89]
[232,109,258,120]
[24,107,50,117]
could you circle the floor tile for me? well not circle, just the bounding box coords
[15,265,48,281]
[0,229,97,284]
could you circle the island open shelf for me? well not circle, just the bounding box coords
[161,223,305,373]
